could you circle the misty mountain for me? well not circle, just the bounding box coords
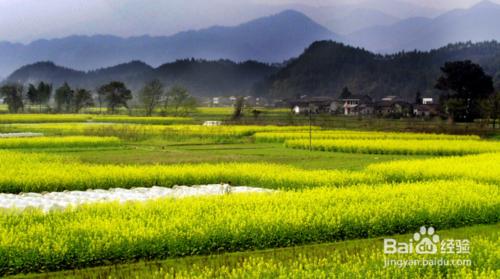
[346,0,500,53]
[272,0,442,35]
[0,10,334,77]
[325,8,400,34]
[288,5,399,35]
[261,40,500,100]
[358,0,443,19]
[5,59,279,97]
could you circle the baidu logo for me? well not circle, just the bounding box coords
[384,226,440,254]
[413,226,440,254]
[383,226,472,268]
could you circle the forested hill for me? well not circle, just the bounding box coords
[6,41,500,100]
[261,41,500,100]
[5,59,279,97]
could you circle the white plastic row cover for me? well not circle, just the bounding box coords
[0,184,273,212]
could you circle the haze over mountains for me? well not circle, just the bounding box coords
[2,0,500,101]
[1,1,500,78]
[0,10,334,77]
[0,0,447,43]
[288,0,443,34]
[7,60,278,97]
[346,0,500,52]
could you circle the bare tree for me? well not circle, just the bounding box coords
[139,79,164,116]
[232,97,245,120]
[167,86,197,116]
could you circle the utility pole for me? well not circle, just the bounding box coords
[309,103,313,151]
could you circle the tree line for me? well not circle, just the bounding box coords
[0,79,197,116]
[262,41,500,101]
[340,60,500,124]
[436,61,499,124]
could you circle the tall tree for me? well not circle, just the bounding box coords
[139,79,164,116]
[96,86,107,114]
[232,97,245,120]
[415,91,423,105]
[167,86,197,115]
[435,60,494,122]
[339,87,352,99]
[54,82,74,112]
[98,81,132,114]
[494,72,500,91]
[0,84,24,113]
[26,84,38,108]
[483,92,500,129]
[37,82,52,111]
[73,89,94,113]
[27,82,52,112]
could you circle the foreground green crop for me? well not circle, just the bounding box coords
[0,181,498,275]
[0,136,121,149]
[38,224,499,279]
[285,139,500,155]
[0,151,375,193]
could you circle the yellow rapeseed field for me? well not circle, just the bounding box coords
[368,152,500,184]
[0,136,120,149]
[0,150,375,193]
[0,180,498,275]
[285,139,500,155]
[0,114,192,124]
[255,130,481,142]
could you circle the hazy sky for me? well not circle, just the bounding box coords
[0,0,498,43]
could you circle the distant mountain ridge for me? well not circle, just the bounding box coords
[261,40,500,100]
[5,59,279,98]
[3,1,500,77]
[345,0,500,53]
[0,10,335,77]
[7,40,500,101]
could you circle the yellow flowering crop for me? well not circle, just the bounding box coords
[285,139,500,155]
[0,136,120,149]
[255,130,480,142]
[0,181,498,275]
[368,152,500,184]
[0,150,376,193]
[0,114,192,124]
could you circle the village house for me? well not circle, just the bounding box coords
[289,95,374,116]
[422,98,434,105]
[243,96,269,107]
[337,95,373,116]
[413,97,440,117]
[374,96,412,117]
[413,104,440,117]
[287,94,440,118]
[210,96,234,107]
[289,97,336,114]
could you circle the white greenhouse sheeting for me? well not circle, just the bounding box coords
[0,184,273,212]
[0,132,43,138]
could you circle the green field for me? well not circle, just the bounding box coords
[0,112,498,278]
[15,224,499,279]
